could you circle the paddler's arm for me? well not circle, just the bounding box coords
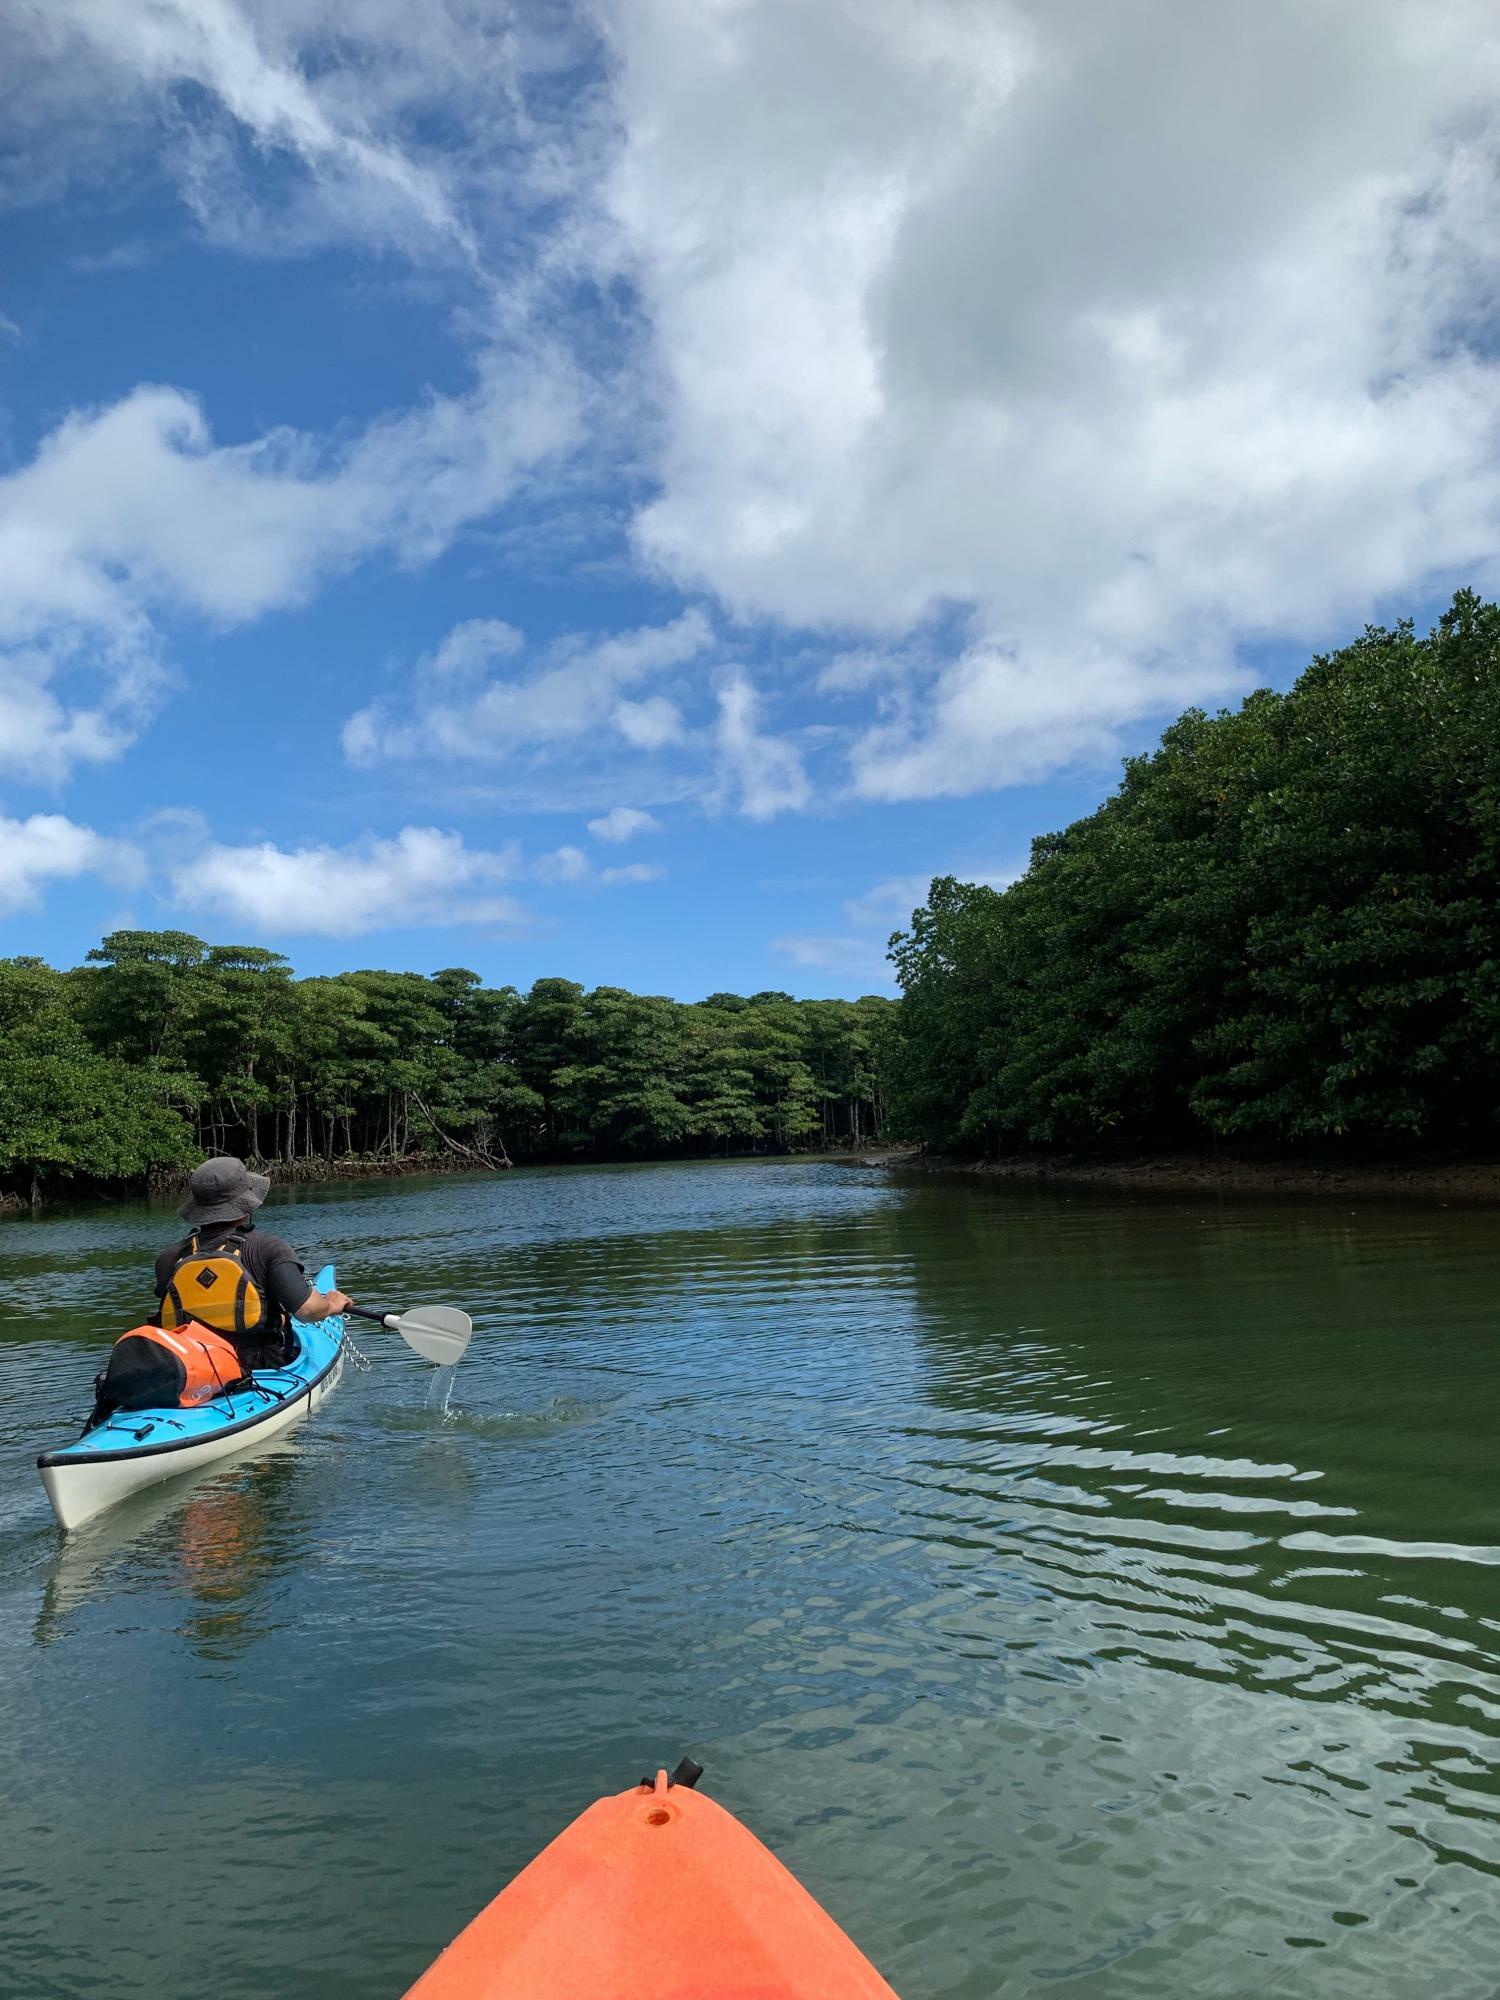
[294,1286,354,1321]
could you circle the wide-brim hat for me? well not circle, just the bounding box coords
[179,1156,271,1228]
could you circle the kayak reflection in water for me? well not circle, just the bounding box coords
[151,1157,354,1371]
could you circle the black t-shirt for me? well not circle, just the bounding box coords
[153,1222,311,1339]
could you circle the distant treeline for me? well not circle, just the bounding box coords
[0,941,897,1200]
[12,592,1494,1204]
[888,591,1500,1157]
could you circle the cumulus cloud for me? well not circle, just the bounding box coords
[534,845,663,888]
[344,609,711,768]
[168,824,527,935]
[534,843,591,884]
[587,806,661,843]
[0,811,142,915]
[600,0,1500,795]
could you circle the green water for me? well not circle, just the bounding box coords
[2,1161,1498,1997]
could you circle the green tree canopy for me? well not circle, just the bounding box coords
[889,591,1500,1154]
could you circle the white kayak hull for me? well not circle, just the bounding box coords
[38,1348,344,1531]
[38,1262,346,1533]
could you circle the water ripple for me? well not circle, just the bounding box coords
[2,1163,1499,1996]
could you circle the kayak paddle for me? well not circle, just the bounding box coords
[347,1302,473,1366]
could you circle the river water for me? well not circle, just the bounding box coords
[1,1161,1497,1998]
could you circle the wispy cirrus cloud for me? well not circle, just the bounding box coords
[770,932,893,987]
[600,861,662,885]
[713,672,810,820]
[2,0,595,263]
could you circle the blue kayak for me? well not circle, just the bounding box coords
[37,1263,346,1532]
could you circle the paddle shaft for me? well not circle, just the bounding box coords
[347,1303,401,1329]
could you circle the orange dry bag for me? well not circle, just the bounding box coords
[91,1322,251,1424]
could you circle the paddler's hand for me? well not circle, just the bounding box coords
[325,1290,354,1316]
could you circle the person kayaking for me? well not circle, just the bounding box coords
[154,1157,353,1369]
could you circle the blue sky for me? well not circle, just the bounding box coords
[3,3,1498,1000]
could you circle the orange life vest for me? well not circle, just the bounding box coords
[159,1232,269,1339]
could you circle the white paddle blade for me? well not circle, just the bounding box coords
[386,1305,473,1366]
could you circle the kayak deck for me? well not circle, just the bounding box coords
[37,1263,345,1532]
[403,1767,900,2000]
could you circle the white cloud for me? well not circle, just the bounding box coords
[844,866,1020,926]
[168,824,527,936]
[344,609,711,768]
[534,844,591,884]
[2,1,608,278]
[12,0,1500,823]
[0,811,142,915]
[69,238,153,272]
[612,696,685,751]
[599,0,1500,796]
[0,3,592,790]
[714,672,810,820]
[534,846,663,888]
[6,0,518,263]
[588,806,662,843]
[771,933,895,986]
[0,362,579,784]
[427,619,523,680]
[777,862,1023,989]
[841,875,941,929]
[599,861,663,885]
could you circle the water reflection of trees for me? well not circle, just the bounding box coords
[884,1182,1500,1887]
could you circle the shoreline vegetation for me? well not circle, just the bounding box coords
[0,945,897,1211]
[887,592,1500,1186]
[881,1147,1500,1203]
[8,594,1499,1216]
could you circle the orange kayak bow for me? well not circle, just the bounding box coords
[403,1762,900,1999]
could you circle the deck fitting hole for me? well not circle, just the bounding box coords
[646,1808,671,1826]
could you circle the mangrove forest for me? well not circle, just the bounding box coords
[0,946,897,1202]
[889,591,1500,1157]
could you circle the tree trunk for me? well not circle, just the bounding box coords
[411,1092,512,1169]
